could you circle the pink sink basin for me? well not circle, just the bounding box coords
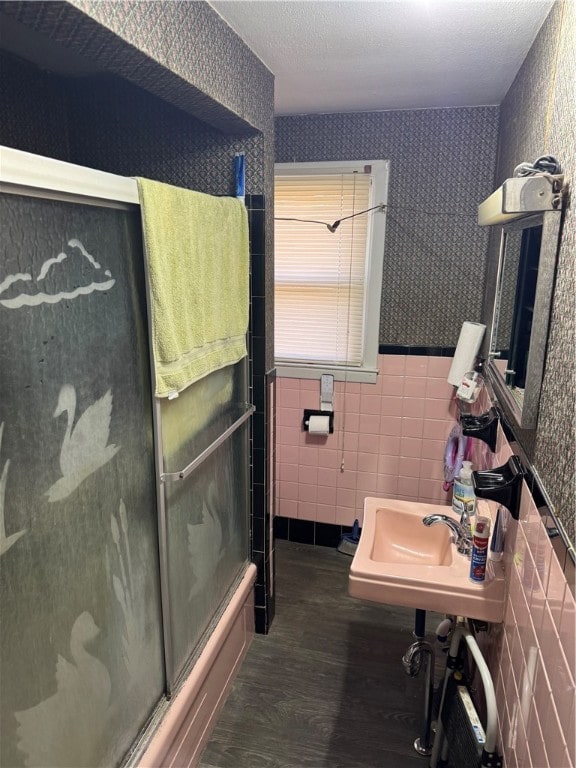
[349,497,505,623]
[371,506,453,566]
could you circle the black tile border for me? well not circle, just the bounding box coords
[252,509,266,553]
[315,522,343,548]
[379,344,457,356]
[266,589,276,626]
[246,194,264,210]
[287,519,315,545]
[274,515,289,540]
[247,194,275,634]
[252,373,265,413]
[252,482,265,518]
[253,550,265,587]
[254,582,267,608]
[249,208,265,255]
[274,516,362,550]
[250,252,265,298]
[254,606,267,634]
[251,296,265,335]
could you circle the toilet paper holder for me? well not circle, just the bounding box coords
[303,409,334,433]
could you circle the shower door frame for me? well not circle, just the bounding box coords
[1,145,254,697]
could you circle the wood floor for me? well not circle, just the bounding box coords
[200,540,439,768]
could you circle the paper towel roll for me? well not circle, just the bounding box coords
[447,321,486,386]
[308,414,330,435]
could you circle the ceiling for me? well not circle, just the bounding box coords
[209,0,555,115]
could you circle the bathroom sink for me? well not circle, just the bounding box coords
[349,498,505,623]
[371,506,453,566]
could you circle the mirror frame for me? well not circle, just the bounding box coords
[478,174,566,432]
[488,208,561,429]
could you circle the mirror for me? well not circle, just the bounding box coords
[480,172,573,581]
[489,212,553,428]
[479,176,565,430]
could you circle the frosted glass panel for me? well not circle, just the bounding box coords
[160,362,247,474]
[0,194,164,767]
[161,370,249,680]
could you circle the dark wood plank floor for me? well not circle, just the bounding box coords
[200,540,440,768]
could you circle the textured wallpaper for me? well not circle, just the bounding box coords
[0,0,274,195]
[69,0,274,133]
[68,75,267,195]
[276,107,499,347]
[0,0,272,135]
[0,52,71,161]
[0,53,267,215]
[493,0,575,543]
[0,0,276,369]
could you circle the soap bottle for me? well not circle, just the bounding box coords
[452,460,476,523]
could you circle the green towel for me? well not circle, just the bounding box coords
[137,178,249,397]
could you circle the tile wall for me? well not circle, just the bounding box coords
[275,350,575,765]
[492,424,575,768]
[276,353,466,530]
[247,194,276,634]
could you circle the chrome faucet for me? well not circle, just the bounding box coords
[422,514,472,555]
[459,506,473,540]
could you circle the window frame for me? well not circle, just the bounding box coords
[274,159,389,383]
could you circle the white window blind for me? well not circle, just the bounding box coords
[274,170,372,367]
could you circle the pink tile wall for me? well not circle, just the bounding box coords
[492,424,576,768]
[275,353,576,765]
[276,355,461,526]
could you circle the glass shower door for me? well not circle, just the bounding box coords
[158,362,252,685]
[1,147,254,764]
[0,192,164,767]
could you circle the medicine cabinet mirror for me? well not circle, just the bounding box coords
[478,174,566,430]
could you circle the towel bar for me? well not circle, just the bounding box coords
[160,404,255,483]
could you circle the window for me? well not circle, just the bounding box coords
[274,160,388,381]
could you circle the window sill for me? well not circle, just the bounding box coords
[275,363,378,384]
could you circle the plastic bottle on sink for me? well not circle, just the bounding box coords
[470,516,491,583]
[452,461,476,523]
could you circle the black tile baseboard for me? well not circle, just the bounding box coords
[274,516,360,549]
[315,522,343,548]
[274,515,290,540]
[287,519,315,545]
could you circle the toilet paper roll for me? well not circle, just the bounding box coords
[308,414,330,435]
[447,321,486,386]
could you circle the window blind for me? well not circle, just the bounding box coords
[274,172,372,366]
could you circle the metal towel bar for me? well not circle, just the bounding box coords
[160,404,255,483]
